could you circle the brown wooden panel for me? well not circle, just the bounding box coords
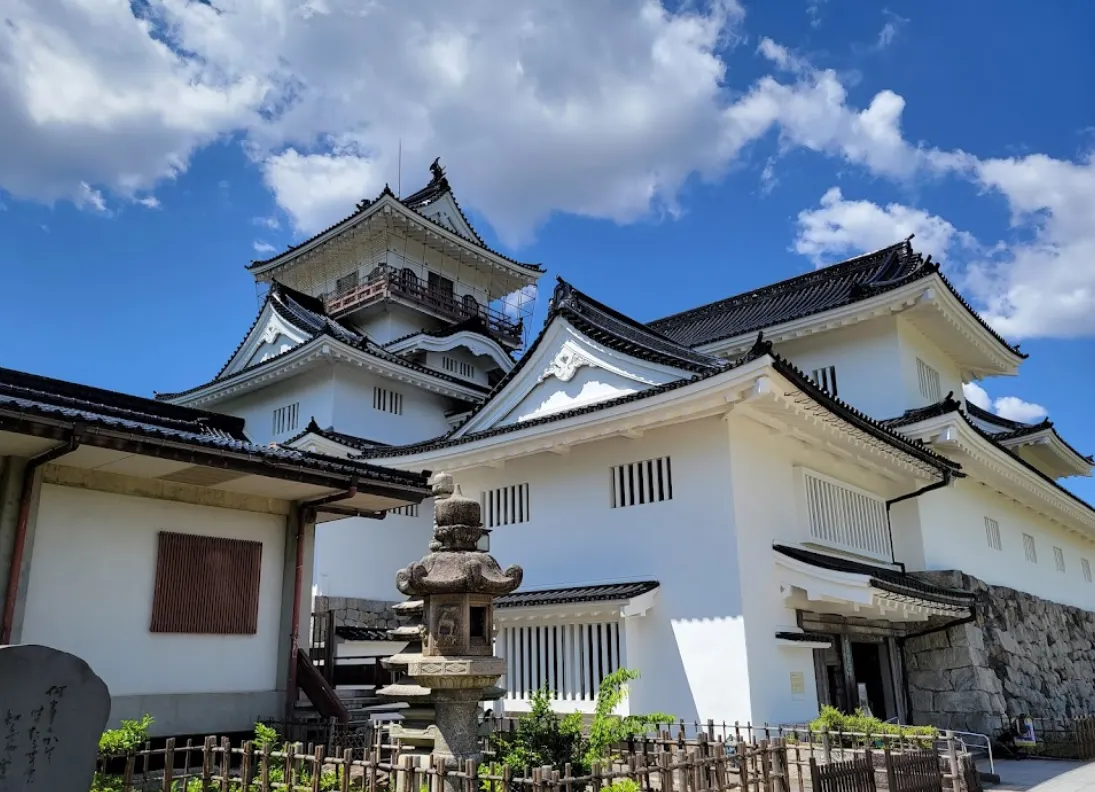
[150,532,262,634]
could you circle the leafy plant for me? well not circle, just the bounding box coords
[583,669,673,767]
[808,706,936,747]
[98,714,154,757]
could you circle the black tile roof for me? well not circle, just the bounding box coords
[360,279,959,478]
[496,581,660,608]
[647,241,1025,362]
[884,397,1095,513]
[550,279,725,374]
[383,315,515,359]
[0,367,429,491]
[285,419,390,452]
[156,281,489,401]
[247,162,542,273]
[773,545,976,607]
[334,626,396,641]
[775,631,833,644]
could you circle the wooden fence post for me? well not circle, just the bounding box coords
[821,728,832,765]
[162,737,175,792]
[201,735,215,792]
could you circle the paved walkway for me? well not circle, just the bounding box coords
[983,760,1095,792]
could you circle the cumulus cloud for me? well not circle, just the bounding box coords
[252,215,280,230]
[253,240,277,255]
[963,383,1047,424]
[794,187,970,266]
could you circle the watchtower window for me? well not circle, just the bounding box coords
[428,271,454,299]
[470,607,487,640]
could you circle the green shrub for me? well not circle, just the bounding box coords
[609,780,641,792]
[98,714,154,757]
[807,706,936,746]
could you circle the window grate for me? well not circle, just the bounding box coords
[1053,546,1066,573]
[336,271,359,294]
[150,532,262,634]
[442,356,476,378]
[373,387,404,415]
[984,517,1002,551]
[610,457,673,509]
[811,366,838,397]
[1023,533,1037,564]
[483,484,531,527]
[272,403,300,436]
[499,620,621,703]
[916,359,942,402]
[802,470,892,559]
[1083,558,1092,583]
[388,504,419,518]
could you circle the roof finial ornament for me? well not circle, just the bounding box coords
[429,157,446,184]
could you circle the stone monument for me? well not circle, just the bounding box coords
[0,644,110,792]
[380,472,522,788]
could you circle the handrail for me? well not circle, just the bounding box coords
[950,730,994,775]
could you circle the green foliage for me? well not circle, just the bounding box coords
[583,669,673,768]
[609,780,641,792]
[487,667,674,782]
[98,714,154,757]
[808,706,936,746]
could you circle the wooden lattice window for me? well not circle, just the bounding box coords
[150,532,263,634]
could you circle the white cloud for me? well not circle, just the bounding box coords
[964,383,1047,424]
[794,187,968,266]
[253,215,280,230]
[253,240,277,255]
[75,182,107,213]
[874,11,908,50]
[137,195,160,209]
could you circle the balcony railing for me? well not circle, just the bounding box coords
[324,267,523,345]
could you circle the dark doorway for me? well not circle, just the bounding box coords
[851,642,888,719]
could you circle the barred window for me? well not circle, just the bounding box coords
[611,457,673,508]
[1023,533,1037,564]
[442,356,475,378]
[483,484,530,527]
[373,387,404,415]
[811,366,838,397]
[272,403,299,436]
[917,359,942,403]
[1053,546,1066,573]
[1082,558,1092,583]
[389,504,419,518]
[150,532,262,634]
[984,517,1002,551]
[499,620,621,704]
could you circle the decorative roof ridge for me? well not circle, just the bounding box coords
[549,278,727,373]
[649,240,914,329]
[247,160,543,273]
[1,368,247,439]
[283,417,391,451]
[881,393,964,428]
[965,400,1050,431]
[763,350,961,473]
[401,157,487,247]
[496,580,660,608]
[953,409,1095,519]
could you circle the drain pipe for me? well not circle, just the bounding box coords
[285,479,360,716]
[884,468,958,571]
[2,433,81,644]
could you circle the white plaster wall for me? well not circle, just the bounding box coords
[351,304,443,346]
[218,368,335,445]
[897,320,965,410]
[916,479,1095,610]
[501,365,647,426]
[313,508,433,601]
[331,367,454,445]
[773,318,905,420]
[21,484,286,698]
[424,348,491,388]
[451,418,747,725]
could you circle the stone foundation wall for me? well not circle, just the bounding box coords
[906,570,1095,735]
[313,596,411,630]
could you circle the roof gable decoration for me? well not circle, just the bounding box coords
[219,302,312,378]
[411,190,481,244]
[385,329,516,374]
[451,318,694,438]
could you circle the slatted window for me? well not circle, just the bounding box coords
[373,387,404,415]
[442,356,476,378]
[483,484,531,527]
[389,504,419,518]
[1054,546,1066,573]
[811,366,838,396]
[1023,533,1037,564]
[1082,558,1092,583]
[610,457,673,509]
[150,532,262,634]
[499,621,621,704]
[272,402,299,436]
[802,469,891,560]
[984,517,1002,551]
[916,359,941,403]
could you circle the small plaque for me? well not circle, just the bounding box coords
[790,671,806,698]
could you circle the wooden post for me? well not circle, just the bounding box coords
[261,741,272,791]
[221,736,232,792]
[884,748,896,792]
[162,737,175,792]
[821,728,832,765]
[313,745,325,792]
[201,735,214,792]
[241,741,254,791]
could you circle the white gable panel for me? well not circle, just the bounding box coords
[414,193,480,241]
[220,304,311,378]
[453,318,690,437]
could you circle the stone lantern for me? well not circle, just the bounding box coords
[381,472,522,785]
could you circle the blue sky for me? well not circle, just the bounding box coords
[1,1,1093,495]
